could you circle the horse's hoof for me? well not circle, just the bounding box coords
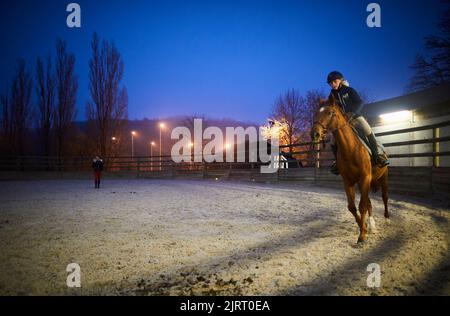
[357,237,367,244]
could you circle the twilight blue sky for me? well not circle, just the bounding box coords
[0,0,446,124]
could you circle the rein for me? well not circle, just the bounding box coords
[313,107,351,134]
[311,106,352,151]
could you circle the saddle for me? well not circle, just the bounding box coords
[351,126,372,156]
[349,125,388,160]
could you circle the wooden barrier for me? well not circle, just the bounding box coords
[0,164,447,199]
[1,121,449,198]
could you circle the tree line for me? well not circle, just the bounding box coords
[0,33,128,158]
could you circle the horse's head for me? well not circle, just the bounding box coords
[310,94,344,143]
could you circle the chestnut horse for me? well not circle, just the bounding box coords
[311,95,389,243]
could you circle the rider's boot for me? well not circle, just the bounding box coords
[330,144,340,175]
[367,133,389,167]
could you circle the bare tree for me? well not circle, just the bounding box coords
[271,88,306,150]
[87,33,128,158]
[182,114,208,132]
[0,82,12,154]
[10,59,33,156]
[408,1,450,91]
[55,39,78,158]
[305,89,326,132]
[36,55,55,156]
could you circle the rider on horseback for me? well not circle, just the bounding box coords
[327,71,389,175]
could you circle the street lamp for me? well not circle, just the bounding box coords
[131,131,136,158]
[189,142,194,164]
[223,142,231,162]
[110,137,117,158]
[150,141,155,171]
[159,123,165,171]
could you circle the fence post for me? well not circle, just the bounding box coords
[15,156,21,179]
[137,157,141,178]
[171,161,175,179]
[16,156,21,172]
[315,144,320,169]
[313,144,321,185]
[433,127,440,167]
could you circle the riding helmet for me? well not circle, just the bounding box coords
[327,71,344,84]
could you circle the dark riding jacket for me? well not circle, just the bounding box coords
[92,159,104,172]
[329,84,364,117]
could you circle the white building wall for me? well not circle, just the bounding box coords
[372,113,450,167]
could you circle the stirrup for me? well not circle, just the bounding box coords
[377,158,389,167]
[376,155,389,167]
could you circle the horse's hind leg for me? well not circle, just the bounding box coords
[381,171,389,219]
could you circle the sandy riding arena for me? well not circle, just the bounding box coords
[0,179,449,295]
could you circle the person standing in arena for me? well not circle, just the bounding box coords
[92,155,104,189]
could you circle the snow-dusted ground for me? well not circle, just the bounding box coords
[0,179,449,296]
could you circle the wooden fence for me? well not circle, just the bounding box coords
[0,121,449,198]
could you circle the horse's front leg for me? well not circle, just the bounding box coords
[357,177,371,243]
[366,198,377,233]
[343,181,360,228]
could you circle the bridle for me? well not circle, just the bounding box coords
[311,105,351,151]
[313,106,351,135]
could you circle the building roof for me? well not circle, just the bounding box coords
[362,83,450,119]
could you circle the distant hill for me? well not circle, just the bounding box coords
[74,116,263,157]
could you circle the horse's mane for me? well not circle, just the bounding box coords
[318,94,347,122]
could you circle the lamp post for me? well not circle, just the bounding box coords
[189,142,194,167]
[111,136,117,157]
[150,141,155,171]
[131,131,136,158]
[159,123,165,171]
[224,142,230,163]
